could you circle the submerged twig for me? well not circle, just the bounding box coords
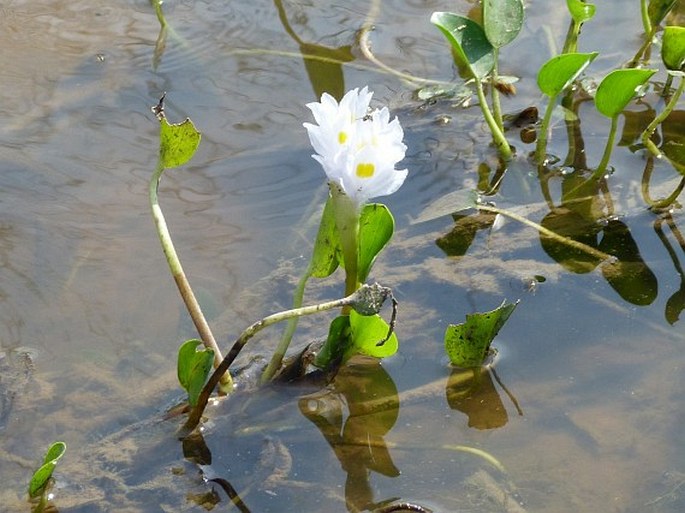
[183,283,395,433]
[477,204,612,262]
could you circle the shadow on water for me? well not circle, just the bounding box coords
[1,0,684,512]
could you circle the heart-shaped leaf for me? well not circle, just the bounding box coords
[595,68,656,118]
[483,0,524,49]
[537,52,598,97]
[431,12,495,80]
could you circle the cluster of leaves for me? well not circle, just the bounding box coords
[431,0,684,179]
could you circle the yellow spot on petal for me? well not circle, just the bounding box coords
[338,131,348,144]
[356,162,375,178]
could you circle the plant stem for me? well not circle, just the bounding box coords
[149,162,232,389]
[490,53,504,132]
[640,0,651,35]
[330,187,361,310]
[535,94,557,163]
[565,115,618,199]
[183,284,388,433]
[642,76,685,158]
[477,204,611,262]
[474,79,513,161]
[260,269,311,383]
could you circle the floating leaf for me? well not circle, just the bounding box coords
[595,69,656,118]
[537,52,598,97]
[178,339,214,407]
[347,310,398,360]
[444,301,518,368]
[412,188,480,224]
[29,441,67,498]
[159,116,201,169]
[430,12,495,80]
[648,0,678,27]
[566,0,596,23]
[662,26,685,71]
[358,203,394,283]
[483,0,524,49]
[309,197,342,278]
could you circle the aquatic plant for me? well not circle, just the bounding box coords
[28,441,66,513]
[430,0,524,161]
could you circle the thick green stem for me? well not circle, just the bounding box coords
[474,79,513,161]
[149,162,232,389]
[535,94,558,163]
[640,0,651,36]
[330,187,361,309]
[490,53,504,132]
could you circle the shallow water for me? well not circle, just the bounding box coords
[1,0,684,512]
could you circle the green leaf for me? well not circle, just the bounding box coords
[314,315,351,369]
[177,339,214,407]
[309,197,342,278]
[347,311,398,360]
[483,0,524,49]
[537,52,598,97]
[648,0,678,27]
[566,0,596,23]
[358,203,394,283]
[430,12,495,80]
[662,26,685,71]
[444,301,518,368]
[159,116,201,169]
[29,441,66,498]
[595,69,656,118]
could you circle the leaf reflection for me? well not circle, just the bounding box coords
[299,357,400,512]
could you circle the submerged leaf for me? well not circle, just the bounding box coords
[444,301,518,368]
[159,116,201,169]
[483,0,524,49]
[595,69,656,118]
[430,12,495,80]
[29,441,67,498]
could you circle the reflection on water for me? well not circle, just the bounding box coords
[0,0,684,512]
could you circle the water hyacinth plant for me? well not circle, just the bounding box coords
[263,88,406,379]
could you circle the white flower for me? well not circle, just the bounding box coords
[303,87,408,207]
